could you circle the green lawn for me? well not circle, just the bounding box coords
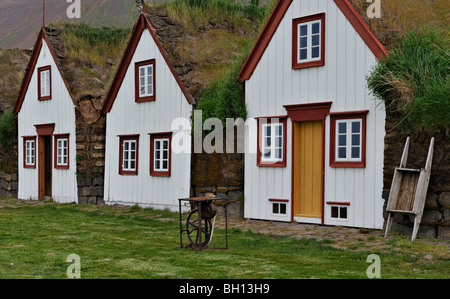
[0,198,448,279]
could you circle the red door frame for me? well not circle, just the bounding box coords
[283,102,332,223]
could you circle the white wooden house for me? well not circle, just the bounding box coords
[13,28,78,203]
[101,14,194,211]
[238,0,388,229]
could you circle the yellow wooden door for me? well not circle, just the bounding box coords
[293,121,323,219]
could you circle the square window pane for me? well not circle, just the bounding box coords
[277,125,283,136]
[338,135,346,146]
[352,134,360,146]
[300,25,308,36]
[273,203,279,214]
[352,121,361,133]
[276,148,282,159]
[300,49,307,60]
[340,207,347,219]
[276,136,282,147]
[351,147,360,159]
[338,147,346,159]
[312,46,320,58]
[312,22,320,34]
[147,83,153,96]
[280,203,286,214]
[300,36,308,48]
[265,126,271,137]
[312,34,320,46]
[331,206,338,218]
[338,122,347,133]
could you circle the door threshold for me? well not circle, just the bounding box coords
[293,216,322,224]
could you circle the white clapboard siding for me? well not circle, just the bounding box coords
[18,39,78,203]
[103,28,192,211]
[244,0,386,228]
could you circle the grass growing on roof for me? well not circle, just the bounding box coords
[56,23,131,67]
[367,26,450,132]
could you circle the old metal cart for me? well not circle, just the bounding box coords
[178,197,228,251]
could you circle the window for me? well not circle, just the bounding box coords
[23,137,36,168]
[119,135,139,175]
[54,134,69,169]
[38,66,51,101]
[149,132,172,177]
[135,59,156,102]
[330,111,368,168]
[331,206,348,219]
[292,13,325,69]
[269,199,288,216]
[257,117,287,167]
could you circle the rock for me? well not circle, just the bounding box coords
[438,192,450,207]
[77,100,100,125]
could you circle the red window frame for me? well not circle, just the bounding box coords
[149,132,172,177]
[23,136,37,169]
[292,13,326,70]
[329,111,368,168]
[118,135,140,175]
[54,134,70,170]
[135,59,156,103]
[256,116,288,167]
[38,65,52,101]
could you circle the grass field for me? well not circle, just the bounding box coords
[0,198,448,279]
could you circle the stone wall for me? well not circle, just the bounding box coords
[191,134,245,219]
[0,171,18,198]
[383,113,450,239]
[75,97,106,205]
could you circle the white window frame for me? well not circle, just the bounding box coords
[56,137,69,166]
[122,139,137,172]
[335,119,362,162]
[330,205,348,220]
[40,69,51,97]
[261,123,284,163]
[297,19,322,64]
[25,139,35,166]
[153,138,169,172]
[272,202,287,215]
[139,64,154,98]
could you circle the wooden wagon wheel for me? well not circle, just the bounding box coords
[185,208,212,249]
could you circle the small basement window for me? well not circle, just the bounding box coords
[269,199,288,215]
[330,206,348,219]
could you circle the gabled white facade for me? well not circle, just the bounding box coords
[103,19,193,211]
[16,34,78,203]
[240,0,387,229]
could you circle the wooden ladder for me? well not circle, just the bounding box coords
[384,137,434,241]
